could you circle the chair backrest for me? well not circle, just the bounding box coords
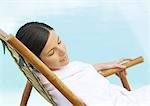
[0,29,86,106]
[0,29,56,106]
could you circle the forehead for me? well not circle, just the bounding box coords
[42,30,58,54]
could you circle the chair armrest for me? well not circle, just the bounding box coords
[100,56,144,77]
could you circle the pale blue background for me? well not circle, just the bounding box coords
[0,0,150,105]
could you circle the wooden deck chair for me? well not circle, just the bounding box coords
[0,29,144,106]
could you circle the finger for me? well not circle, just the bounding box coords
[115,64,126,69]
[118,58,133,63]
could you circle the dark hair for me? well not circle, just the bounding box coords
[16,22,53,57]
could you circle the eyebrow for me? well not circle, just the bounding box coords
[47,36,59,55]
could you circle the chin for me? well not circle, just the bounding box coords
[55,59,69,70]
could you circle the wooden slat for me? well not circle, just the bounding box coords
[119,71,131,91]
[20,81,33,106]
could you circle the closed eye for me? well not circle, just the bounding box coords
[48,49,54,56]
[48,36,61,56]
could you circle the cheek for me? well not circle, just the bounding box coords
[43,56,60,69]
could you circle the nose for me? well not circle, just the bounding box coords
[55,45,65,56]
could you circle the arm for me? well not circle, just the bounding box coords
[93,56,144,91]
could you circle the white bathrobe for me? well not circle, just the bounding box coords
[34,61,150,106]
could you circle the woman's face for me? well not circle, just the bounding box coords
[40,30,69,70]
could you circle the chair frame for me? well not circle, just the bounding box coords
[0,29,144,106]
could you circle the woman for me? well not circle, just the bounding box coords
[16,22,150,106]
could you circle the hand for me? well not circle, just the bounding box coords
[112,58,133,77]
[94,57,133,74]
[106,58,133,69]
